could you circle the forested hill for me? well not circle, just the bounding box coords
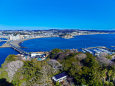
[0,49,115,86]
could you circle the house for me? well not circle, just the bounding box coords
[52,72,67,82]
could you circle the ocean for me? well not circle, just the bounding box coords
[20,34,115,52]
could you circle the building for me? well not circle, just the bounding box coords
[31,53,42,57]
[31,52,47,61]
[52,72,67,82]
[9,34,24,40]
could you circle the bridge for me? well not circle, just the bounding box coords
[9,43,30,55]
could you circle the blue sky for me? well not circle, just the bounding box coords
[0,0,115,30]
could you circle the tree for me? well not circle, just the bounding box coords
[101,69,107,86]
[108,70,112,82]
[49,48,63,59]
[5,55,17,63]
[55,82,61,86]
[111,72,115,84]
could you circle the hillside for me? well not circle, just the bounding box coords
[0,49,115,86]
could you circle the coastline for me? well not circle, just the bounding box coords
[0,33,114,48]
[60,33,114,39]
[11,36,59,48]
[0,41,11,48]
[0,33,115,66]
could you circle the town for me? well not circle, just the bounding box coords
[0,29,113,41]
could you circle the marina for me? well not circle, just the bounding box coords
[82,46,115,56]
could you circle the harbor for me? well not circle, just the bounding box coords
[82,46,115,56]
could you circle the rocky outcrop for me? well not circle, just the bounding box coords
[6,60,24,81]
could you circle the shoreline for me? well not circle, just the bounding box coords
[10,36,59,48]
[0,33,114,48]
[61,33,114,39]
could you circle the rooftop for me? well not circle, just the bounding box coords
[54,72,67,80]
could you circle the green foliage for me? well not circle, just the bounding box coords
[49,48,63,59]
[12,60,43,86]
[0,68,9,81]
[55,82,61,86]
[22,61,42,80]
[83,53,99,68]
[0,50,115,86]
[63,55,79,71]
[106,55,112,59]
[5,55,17,63]
[61,52,110,86]
[11,58,57,86]
[104,81,114,86]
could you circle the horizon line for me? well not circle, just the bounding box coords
[0,25,115,30]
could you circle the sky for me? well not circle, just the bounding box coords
[0,0,115,30]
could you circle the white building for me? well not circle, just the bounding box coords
[31,53,46,61]
[31,53,42,57]
[9,34,24,40]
